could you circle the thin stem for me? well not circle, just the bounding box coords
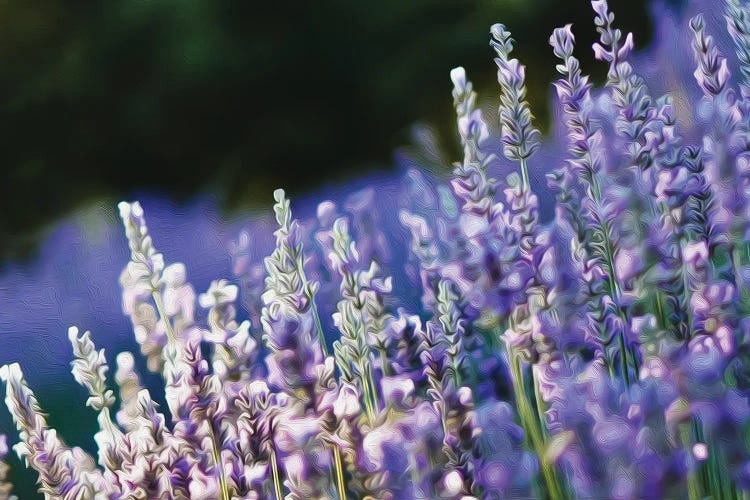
[733,247,750,315]
[100,407,118,442]
[366,363,380,413]
[654,290,667,329]
[681,240,696,341]
[679,422,703,500]
[210,427,231,500]
[577,142,641,383]
[271,448,283,500]
[533,372,548,441]
[152,290,176,344]
[360,367,376,423]
[408,450,423,497]
[520,157,531,193]
[332,446,347,500]
[617,326,631,388]
[510,353,566,500]
[299,262,329,356]
[378,347,390,378]
[313,304,328,356]
[647,200,674,335]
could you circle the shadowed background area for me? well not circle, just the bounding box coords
[0,0,663,262]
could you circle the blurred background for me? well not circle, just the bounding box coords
[0,0,664,263]
[0,0,668,496]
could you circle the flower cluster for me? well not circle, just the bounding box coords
[5,0,750,498]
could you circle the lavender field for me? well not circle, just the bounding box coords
[4,0,750,498]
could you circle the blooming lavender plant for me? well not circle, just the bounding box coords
[6,1,750,499]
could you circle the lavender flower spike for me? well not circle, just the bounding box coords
[68,326,126,479]
[68,327,116,414]
[420,279,480,497]
[329,216,388,420]
[120,201,231,500]
[261,188,334,498]
[691,15,732,98]
[0,363,112,499]
[490,23,541,189]
[550,24,600,192]
[234,381,279,499]
[117,389,182,498]
[114,351,144,431]
[200,279,257,392]
[0,436,16,500]
[450,66,496,225]
[118,200,170,372]
[726,0,750,97]
[262,188,326,407]
[591,0,635,81]
[450,66,491,169]
[550,22,641,383]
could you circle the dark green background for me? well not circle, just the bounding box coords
[0,0,663,263]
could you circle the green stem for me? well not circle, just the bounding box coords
[679,423,702,500]
[378,347,390,378]
[647,180,679,340]
[589,215,636,384]
[520,157,530,193]
[510,353,566,500]
[299,263,329,356]
[359,368,376,424]
[366,363,380,413]
[310,292,328,356]
[654,289,667,329]
[271,448,284,500]
[152,290,177,344]
[733,247,750,315]
[332,446,347,500]
[100,407,118,443]
[210,427,231,500]
[533,371,549,440]
[408,450,422,497]
[617,327,631,388]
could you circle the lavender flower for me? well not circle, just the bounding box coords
[200,279,257,392]
[114,351,145,431]
[450,66,495,218]
[551,22,640,384]
[115,390,178,498]
[419,279,480,497]
[118,201,170,373]
[5,2,750,499]
[68,327,125,483]
[261,189,326,404]
[120,200,232,499]
[261,189,342,499]
[0,436,16,500]
[0,363,111,499]
[233,381,280,499]
[726,0,750,97]
[692,15,732,99]
[329,216,395,422]
[490,23,541,189]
